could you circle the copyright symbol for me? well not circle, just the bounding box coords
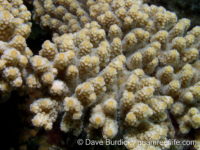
[77,139,84,145]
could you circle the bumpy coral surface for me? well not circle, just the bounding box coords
[1,0,200,149]
[0,0,32,101]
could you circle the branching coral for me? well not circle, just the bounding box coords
[29,0,200,149]
[1,0,200,149]
[0,0,32,101]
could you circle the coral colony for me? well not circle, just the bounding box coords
[1,0,200,149]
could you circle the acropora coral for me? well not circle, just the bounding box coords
[1,0,200,149]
